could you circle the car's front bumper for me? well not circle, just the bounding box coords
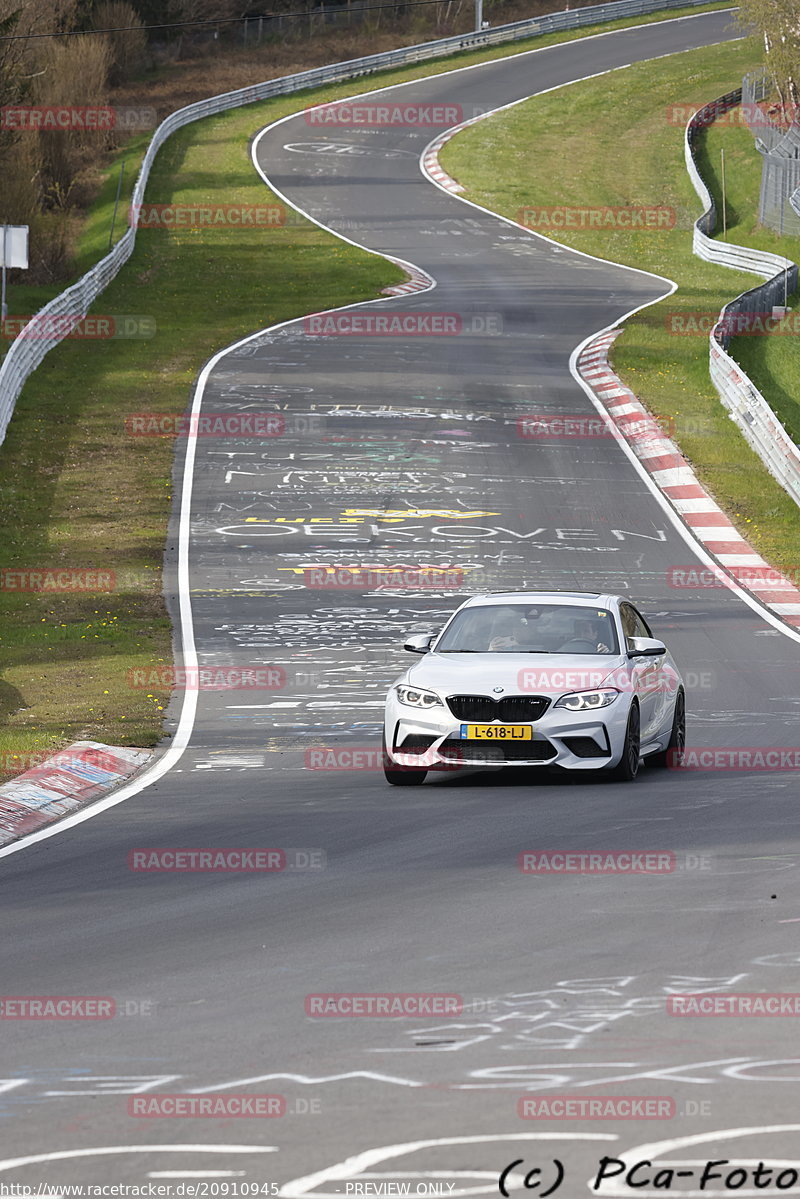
[384,692,632,772]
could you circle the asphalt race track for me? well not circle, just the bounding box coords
[5,7,800,1191]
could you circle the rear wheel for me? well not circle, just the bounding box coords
[607,702,640,782]
[650,689,685,769]
[382,732,427,787]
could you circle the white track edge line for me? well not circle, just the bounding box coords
[0,8,748,861]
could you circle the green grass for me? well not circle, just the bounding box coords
[2,132,152,352]
[0,0,734,335]
[441,35,800,573]
[0,101,402,771]
[75,131,153,271]
[0,0,739,777]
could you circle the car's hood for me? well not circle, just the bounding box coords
[404,652,629,696]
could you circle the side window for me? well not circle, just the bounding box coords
[630,607,653,638]
[620,604,651,644]
[620,605,637,643]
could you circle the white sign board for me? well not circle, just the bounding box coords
[0,226,29,269]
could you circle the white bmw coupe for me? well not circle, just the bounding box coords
[382,592,685,785]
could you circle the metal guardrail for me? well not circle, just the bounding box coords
[0,0,721,447]
[685,93,800,508]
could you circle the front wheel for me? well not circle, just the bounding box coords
[650,689,685,769]
[382,733,427,787]
[607,701,640,782]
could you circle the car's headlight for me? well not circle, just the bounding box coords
[395,685,443,709]
[555,688,620,711]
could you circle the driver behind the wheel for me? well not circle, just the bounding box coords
[569,617,611,654]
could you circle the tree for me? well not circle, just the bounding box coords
[738,0,800,112]
[89,0,148,84]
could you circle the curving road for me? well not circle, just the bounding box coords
[5,8,800,1190]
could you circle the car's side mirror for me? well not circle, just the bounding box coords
[404,632,436,654]
[627,636,666,658]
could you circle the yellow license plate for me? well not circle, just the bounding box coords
[461,724,533,741]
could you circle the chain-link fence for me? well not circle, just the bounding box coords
[758,124,800,236]
[741,69,781,148]
[742,69,800,236]
[241,2,372,42]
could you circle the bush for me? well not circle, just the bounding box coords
[33,35,113,202]
[91,1,149,85]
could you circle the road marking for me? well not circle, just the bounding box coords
[0,8,748,860]
[277,1133,618,1199]
[415,36,800,645]
[188,1071,425,1093]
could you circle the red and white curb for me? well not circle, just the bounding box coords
[421,131,468,194]
[578,328,800,628]
[0,741,152,849]
[382,263,435,296]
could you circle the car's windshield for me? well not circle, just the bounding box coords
[435,603,620,655]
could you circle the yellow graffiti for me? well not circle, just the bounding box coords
[277,563,476,575]
[243,509,500,526]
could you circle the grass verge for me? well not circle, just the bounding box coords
[0,0,738,779]
[441,35,800,578]
[0,0,733,331]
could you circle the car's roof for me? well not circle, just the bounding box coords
[459,591,620,609]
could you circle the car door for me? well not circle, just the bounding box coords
[620,603,663,740]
